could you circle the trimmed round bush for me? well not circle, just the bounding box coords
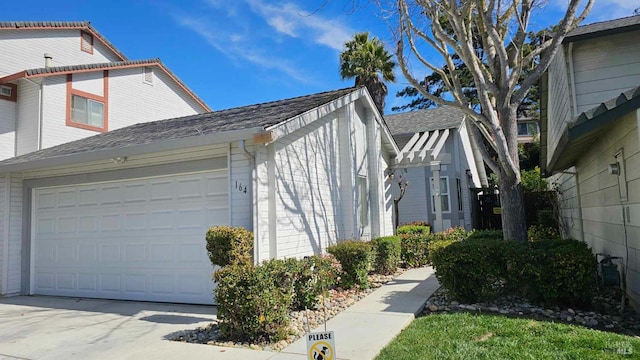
[206,226,253,267]
[213,264,291,343]
[328,240,373,289]
[371,236,401,275]
[431,237,517,303]
[397,225,432,267]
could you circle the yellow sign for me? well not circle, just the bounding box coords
[493,207,502,215]
[306,331,335,360]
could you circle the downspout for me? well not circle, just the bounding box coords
[238,140,257,263]
[568,43,579,117]
[24,78,44,151]
[2,174,10,295]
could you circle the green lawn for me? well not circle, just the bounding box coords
[377,312,640,359]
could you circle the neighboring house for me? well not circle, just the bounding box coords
[0,86,398,304]
[541,16,640,307]
[385,106,488,232]
[517,116,540,144]
[0,21,210,160]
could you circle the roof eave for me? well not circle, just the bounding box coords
[0,127,263,173]
[546,90,640,174]
[0,60,211,112]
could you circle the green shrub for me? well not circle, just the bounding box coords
[433,234,597,307]
[206,226,253,267]
[431,237,517,303]
[293,255,340,310]
[401,221,431,227]
[427,238,459,263]
[371,236,401,275]
[527,225,561,242]
[397,225,431,235]
[213,264,291,343]
[397,225,432,267]
[467,229,503,241]
[328,240,373,289]
[432,227,468,242]
[509,239,597,307]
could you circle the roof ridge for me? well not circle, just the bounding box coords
[578,14,640,28]
[212,86,359,113]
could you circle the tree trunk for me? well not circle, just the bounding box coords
[499,169,528,242]
[499,107,528,243]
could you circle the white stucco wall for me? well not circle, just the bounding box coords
[0,29,121,76]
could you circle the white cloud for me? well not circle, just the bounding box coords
[175,15,313,84]
[549,0,637,22]
[246,0,354,51]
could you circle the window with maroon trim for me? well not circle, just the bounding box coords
[66,72,108,132]
[71,95,104,128]
[0,84,17,102]
[81,31,94,54]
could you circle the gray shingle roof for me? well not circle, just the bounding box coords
[0,87,358,168]
[0,21,128,61]
[565,15,640,43]
[384,106,465,135]
[384,106,465,149]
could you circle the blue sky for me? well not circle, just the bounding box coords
[2,0,637,113]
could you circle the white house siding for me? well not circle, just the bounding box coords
[353,103,370,239]
[228,142,254,232]
[546,49,573,166]
[107,67,204,128]
[570,30,640,114]
[255,146,271,262]
[0,100,16,160]
[35,68,203,151]
[549,167,582,241]
[4,174,23,295]
[19,144,228,180]
[555,111,640,306]
[0,29,121,76]
[15,79,40,156]
[272,112,342,259]
[0,175,6,293]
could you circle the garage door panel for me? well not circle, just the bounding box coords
[33,170,228,304]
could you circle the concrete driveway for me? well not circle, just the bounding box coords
[0,296,270,360]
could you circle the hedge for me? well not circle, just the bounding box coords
[205,226,253,267]
[328,240,373,288]
[371,236,401,275]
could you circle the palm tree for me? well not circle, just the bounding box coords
[340,32,396,114]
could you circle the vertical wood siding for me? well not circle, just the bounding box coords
[272,112,342,258]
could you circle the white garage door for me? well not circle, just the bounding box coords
[31,170,228,304]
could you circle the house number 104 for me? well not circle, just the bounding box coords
[235,181,247,194]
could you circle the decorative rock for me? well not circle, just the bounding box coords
[428,304,439,312]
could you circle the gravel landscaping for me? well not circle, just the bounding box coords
[424,286,640,336]
[167,270,404,351]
